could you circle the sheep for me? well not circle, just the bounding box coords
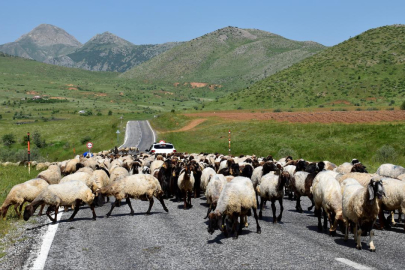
[59,171,97,193]
[341,178,385,251]
[208,176,261,239]
[311,170,343,235]
[37,164,62,184]
[376,164,405,179]
[110,166,130,182]
[289,162,324,213]
[1,178,49,219]
[150,159,164,174]
[323,161,337,171]
[335,160,367,174]
[23,181,96,223]
[64,156,82,175]
[204,174,227,218]
[336,172,377,186]
[177,162,195,209]
[377,178,405,231]
[100,174,168,216]
[256,170,290,223]
[89,166,112,205]
[200,167,216,192]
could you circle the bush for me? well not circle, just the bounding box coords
[0,148,43,162]
[374,145,397,163]
[273,108,282,112]
[277,147,297,159]
[2,134,16,147]
[400,101,405,110]
[80,136,92,145]
[108,110,113,116]
[33,131,46,148]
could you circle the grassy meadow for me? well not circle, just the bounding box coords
[152,112,405,173]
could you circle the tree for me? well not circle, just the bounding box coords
[400,101,405,110]
[2,134,16,147]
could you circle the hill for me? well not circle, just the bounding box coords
[205,25,405,110]
[121,26,326,90]
[0,24,180,72]
[0,24,82,62]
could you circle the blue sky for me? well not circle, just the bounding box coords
[0,0,403,46]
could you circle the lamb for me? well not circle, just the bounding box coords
[341,178,385,251]
[204,174,227,218]
[376,164,405,179]
[23,181,96,223]
[1,178,49,219]
[200,167,216,192]
[311,170,343,235]
[208,176,261,239]
[177,162,195,209]
[37,164,62,184]
[100,174,168,216]
[256,170,290,223]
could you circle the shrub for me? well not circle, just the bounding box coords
[108,110,113,116]
[0,148,42,162]
[400,101,405,110]
[80,136,92,145]
[374,145,397,163]
[277,147,297,159]
[2,134,16,147]
[273,108,282,112]
[33,131,46,148]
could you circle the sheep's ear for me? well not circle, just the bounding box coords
[368,180,375,201]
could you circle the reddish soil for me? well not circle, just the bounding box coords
[185,111,405,123]
[167,119,207,132]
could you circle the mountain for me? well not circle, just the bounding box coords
[56,32,181,72]
[205,24,405,110]
[121,26,326,89]
[0,24,82,62]
[0,24,180,72]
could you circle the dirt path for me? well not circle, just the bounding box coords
[184,110,405,123]
[168,119,207,132]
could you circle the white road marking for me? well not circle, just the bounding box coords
[335,258,374,270]
[119,121,130,148]
[146,120,156,142]
[31,210,63,270]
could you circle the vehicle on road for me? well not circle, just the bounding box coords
[147,140,177,154]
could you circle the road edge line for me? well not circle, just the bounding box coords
[146,120,156,143]
[335,258,374,270]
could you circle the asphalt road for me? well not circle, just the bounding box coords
[20,122,405,270]
[119,120,155,152]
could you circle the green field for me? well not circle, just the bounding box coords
[152,113,405,173]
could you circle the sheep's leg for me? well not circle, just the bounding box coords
[271,199,277,224]
[187,191,192,207]
[204,204,212,219]
[183,191,187,209]
[38,204,45,216]
[19,201,26,216]
[317,208,323,232]
[68,200,81,221]
[106,198,119,217]
[390,211,396,226]
[377,209,386,229]
[90,201,97,220]
[323,210,328,230]
[252,207,261,234]
[255,191,260,208]
[329,212,337,236]
[356,227,362,250]
[46,206,56,223]
[238,215,244,234]
[277,198,284,222]
[369,229,376,252]
[157,195,169,212]
[2,204,11,220]
[146,196,154,215]
[344,220,349,242]
[258,198,264,219]
[14,204,21,218]
[231,213,239,239]
[126,198,135,216]
[295,194,302,213]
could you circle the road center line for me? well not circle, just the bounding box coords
[335,258,374,270]
[30,210,63,270]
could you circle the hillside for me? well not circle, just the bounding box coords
[206,25,405,110]
[121,26,326,90]
[0,24,180,72]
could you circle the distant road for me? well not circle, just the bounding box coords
[119,120,155,152]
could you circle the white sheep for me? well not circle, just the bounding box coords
[256,171,290,223]
[1,178,49,219]
[200,167,216,192]
[208,176,261,239]
[110,166,130,182]
[376,178,405,230]
[37,164,62,184]
[311,170,343,235]
[204,174,227,218]
[23,181,96,223]
[376,164,405,179]
[100,174,168,216]
[341,178,385,251]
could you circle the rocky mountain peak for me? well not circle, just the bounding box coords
[87,32,133,47]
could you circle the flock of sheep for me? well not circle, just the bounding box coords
[1,151,405,252]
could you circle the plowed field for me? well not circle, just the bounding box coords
[185,110,405,123]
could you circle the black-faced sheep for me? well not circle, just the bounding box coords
[208,176,261,239]
[23,181,96,223]
[341,178,385,251]
[1,178,49,219]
